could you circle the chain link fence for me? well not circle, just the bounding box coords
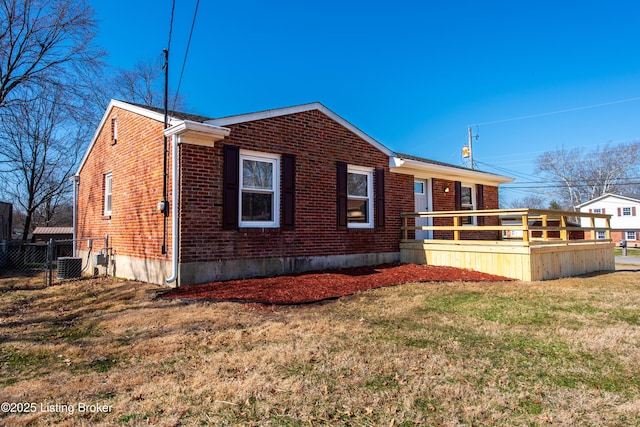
[0,237,106,285]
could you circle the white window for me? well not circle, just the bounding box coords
[104,172,112,216]
[596,231,606,240]
[623,207,632,216]
[239,151,279,228]
[593,208,602,214]
[347,165,374,228]
[460,183,475,225]
[626,231,637,241]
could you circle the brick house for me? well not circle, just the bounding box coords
[74,100,512,286]
[577,193,640,246]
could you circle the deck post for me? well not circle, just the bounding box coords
[402,215,408,240]
[542,214,548,241]
[521,213,529,243]
[560,215,568,241]
[453,215,460,241]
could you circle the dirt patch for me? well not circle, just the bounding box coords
[161,263,512,304]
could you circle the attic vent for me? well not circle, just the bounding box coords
[57,257,82,279]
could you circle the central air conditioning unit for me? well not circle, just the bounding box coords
[57,257,82,279]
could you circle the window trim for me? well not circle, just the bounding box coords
[347,165,374,229]
[460,182,476,226]
[626,231,637,241]
[238,150,280,228]
[623,207,632,216]
[104,172,112,216]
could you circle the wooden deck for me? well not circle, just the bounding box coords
[400,209,615,281]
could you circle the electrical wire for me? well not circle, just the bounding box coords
[173,0,200,111]
[167,0,176,51]
[470,96,640,127]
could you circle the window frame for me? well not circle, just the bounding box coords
[347,165,374,229]
[460,183,476,225]
[623,207,632,216]
[238,150,280,228]
[626,231,637,241]
[104,172,113,216]
[596,230,606,240]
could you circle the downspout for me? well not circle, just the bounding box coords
[166,134,179,284]
[164,121,230,286]
[71,175,80,256]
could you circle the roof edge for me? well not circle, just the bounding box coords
[576,192,640,208]
[390,156,514,185]
[206,102,395,157]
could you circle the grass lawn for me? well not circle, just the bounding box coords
[615,247,640,257]
[1,271,639,426]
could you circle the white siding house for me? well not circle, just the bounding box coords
[576,193,640,246]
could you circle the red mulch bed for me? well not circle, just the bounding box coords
[160,263,511,305]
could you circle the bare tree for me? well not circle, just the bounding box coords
[506,195,547,209]
[0,0,105,110]
[0,86,85,241]
[111,56,188,111]
[535,142,640,208]
[0,0,104,238]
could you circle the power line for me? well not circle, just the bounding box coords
[167,0,176,50]
[173,0,200,110]
[471,96,640,127]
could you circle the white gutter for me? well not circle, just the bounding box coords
[164,120,230,285]
[389,156,514,185]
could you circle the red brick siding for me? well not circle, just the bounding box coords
[430,178,500,240]
[78,106,504,267]
[178,110,414,263]
[612,230,640,246]
[77,108,170,260]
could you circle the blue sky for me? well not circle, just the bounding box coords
[91,0,640,203]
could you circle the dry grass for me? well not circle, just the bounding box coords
[0,270,639,426]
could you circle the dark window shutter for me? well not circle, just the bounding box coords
[375,167,385,228]
[476,184,484,225]
[618,208,622,216]
[589,209,592,213]
[222,145,240,230]
[633,207,637,216]
[602,208,605,214]
[454,181,462,210]
[282,154,296,230]
[336,161,348,229]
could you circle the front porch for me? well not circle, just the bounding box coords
[400,209,615,281]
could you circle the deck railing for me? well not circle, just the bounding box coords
[401,208,612,246]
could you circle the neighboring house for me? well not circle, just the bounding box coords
[32,226,74,259]
[0,202,11,241]
[576,193,640,246]
[75,100,513,286]
[32,226,74,243]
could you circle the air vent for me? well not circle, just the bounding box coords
[57,257,82,279]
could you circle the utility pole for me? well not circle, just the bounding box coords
[161,49,169,254]
[467,126,474,170]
